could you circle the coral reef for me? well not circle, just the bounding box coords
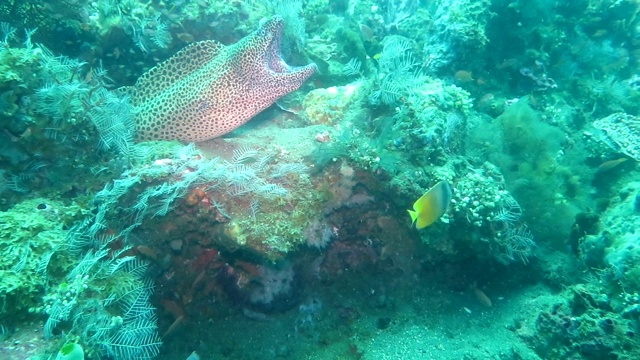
[41,255,162,359]
[524,284,639,359]
[423,0,493,73]
[2,1,640,359]
[0,198,84,320]
[593,113,640,161]
[0,24,140,210]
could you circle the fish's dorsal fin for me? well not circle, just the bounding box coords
[129,40,225,105]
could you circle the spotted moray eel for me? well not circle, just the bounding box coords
[126,16,317,142]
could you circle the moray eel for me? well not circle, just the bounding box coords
[127,16,317,142]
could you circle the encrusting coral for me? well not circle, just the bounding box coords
[593,113,640,161]
[127,16,317,142]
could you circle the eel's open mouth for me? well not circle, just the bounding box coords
[253,16,316,90]
[262,16,292,74]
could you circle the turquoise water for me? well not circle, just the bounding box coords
[0,1,639,359]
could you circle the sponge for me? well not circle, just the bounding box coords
[56,342,84,360]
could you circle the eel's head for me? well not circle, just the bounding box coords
[247,16,316,92]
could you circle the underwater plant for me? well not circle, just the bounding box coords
[251,0,307,53]
[41,253,162,359]
[35,49,138,158]
[89,1,172,53]
[90,144,296,228]
[467,98,581,246]
[371,37,423,106]
[78,141,319,263]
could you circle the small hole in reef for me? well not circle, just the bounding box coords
[37,203,48,210]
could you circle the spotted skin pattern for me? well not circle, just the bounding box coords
[128,16,317,142]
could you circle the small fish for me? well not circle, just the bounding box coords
[408,180,452,229]
[177,32,196,43]
[496,58,517,69]
[597,157,628,172]
[472,282,492,307]
[359,24,374,41]
[162,315,185,338]
[243,307,269,321]
[477,93,495,107]
[593,29,608,37]
[85,68,94,82]
[454,70,474,83]
[135,245,158,260]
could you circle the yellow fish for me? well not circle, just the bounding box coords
[408,181,453,229]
